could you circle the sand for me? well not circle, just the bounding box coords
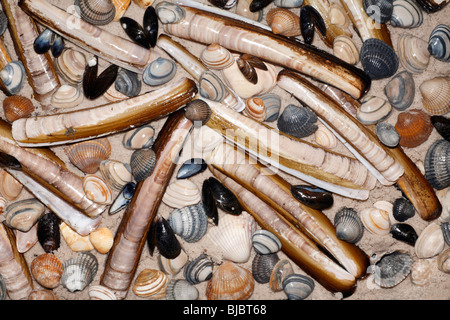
[0,0,449,302]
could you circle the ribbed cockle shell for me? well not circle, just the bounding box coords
[65,138,112,174]
[395,109,433,148]
[266,8,301,37]
[2,95,34,122]
[419,76,450,115]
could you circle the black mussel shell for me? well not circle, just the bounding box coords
[390,223,418,246]
[392,197,415,222]
[109,181,136,215]
[300,5,326,45]
[37,211,61,253]
[50,35,64,58]
[202,179,219,225]
[33,29,55,54]
[0,152,21,170]
[249,0,274,12]
[120,17,150,49]
[143,6,159,48]
[177,158,208,179]
[360,38,399,80]
[207,177,242,215]
[431,115,450,142]
[290,185,333,210]
[83,57,119,100]
[147,216,181,259]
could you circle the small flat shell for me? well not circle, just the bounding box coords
[132,268,168,299]
[282,273,315,300]
[0,169,23,201]
[414,222,445,259]
[376,122,401,148]
[158,249,189,275]
[162,179,202,209]
[122,124,155,150]
[83,174,113,205]
[360,207,391,235]
[143,57,177,86]
[89,227,114,254]
[333,35,359,65]
[15,224,38,253]
[314,123,338,149]
[356,96,392,124]
[252,229,282,254]
[4,198,46,232]
[60,222,94,252]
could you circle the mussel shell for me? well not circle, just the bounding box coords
[120,16,150,49]
[183,253,214,285]
[109,181,136,214]
[363,0,394,23]
[431,115,450,142]
[395,109,432,148]
[300,5,326,45]
[4,198,46,232]
[51,36,64,58]
[252,252,280,284]
[143,57,177,86]
[392,197,415,221]
[122,124,155,150]
[75,0,116,25]
[376,122,400,148]
[83,58,119,100]
[37,212,61,254]
[277,104,318,139]
[115,68,141,97]
[249,0,274,12]
[428,24,450,62]
[143,6,158,48]
[177,158,208,179]
[207,177,242,215]
[333,207,364,244]
[2,95,35,123]
[147,216,182,259]
[167,203,209,243]
[370,251,412,288]
[208,0,238,9]
[129,148,156,182]
[252,229,282,254]
[202,179,219,225]
[282,273,315,300]
[424,139,450,190]
[0,61,26,95]
[33,29,56,54]
[60,252,99,292]
[390,223,418,245]
[390,0,423,28]
[360,38,399,80]
[384,71,415,111]
[165,279,199,300]
[290,185,333,210]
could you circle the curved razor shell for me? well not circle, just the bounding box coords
[0,223,34,300]
[19,0,154,74]
[11,77,197,147]
[162,4,371,99]
[2,0,60,109]
[100,111,193,299]
[211,168,357,294]
[277,70,404,186]
[202,99,376,200]
[206,142,369,278]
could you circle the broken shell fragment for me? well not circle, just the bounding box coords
[410,258,434,286]
[369,251,412,288]
[269,259,294,292]
[0,169,23,201]
[109,181,136,214]
[16,224,38,254]
[60,222,94,252]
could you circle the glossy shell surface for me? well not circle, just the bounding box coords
[252,229,282,254]
[360,207,391,235]
[143,57,177,86]
[4,198,46,232]
[162,179,202,209]
[2,95,34,122]
[414,222,445,258]
[390,0,423,28]
[395,109,433,148]
[428,24,450,62]
[282,273,315,300]
[132,268,168,299]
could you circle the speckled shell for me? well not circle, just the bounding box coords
[428,24,450,62]
[333,35,359,65]
[122,124,155,150]
[165,279,199,300]
[363,0,394,23]
[50,85,84,109]
[252,252,280,284]
[384,71,415,111]
[143,57,177,86]
[282,273,315,300]
[397,33,430,73]
[65,138,112,174]
[167,203,209,243]
[207,212,257,263]
[162,179,202,209]
[376,121,401,148]
[414,222,445,258]
[200,44,235,70]
[243,97,266,122]
[75,0,116,25]
[360,207,391,235]
[252,229,282,254]
[183,253,214,284]
[360,38,399,80]
[356,95,392,124]
[419,76,450,115]
[30,253,63,289]
[132,268,168,299]
[0,169,23,201]
[206,260,255,300]
[334,207,365,244]
[390,0,423,28]
[369,251,413,288]
[60,252,99,292]
[395,109,433,148]
[266,8,301,37]
[60,222,94,252]
[130,148,157,182]
[2,95,34,122]
[88,285,117,300]
[277,104,318,138]
[425,139,450,190]
[89,227,114,254]
[83,174,113,205]
[55,48,87,85]
[99,160,134,190]
[4,198,46,232]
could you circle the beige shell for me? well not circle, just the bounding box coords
[0,196,6,215]
[132,0,154,8]
[0,169,23,201]
[266,8,301,37]
[158,249,189,275]
[112,0,131,21]
[15,224,38,253]
[419,76,450,115]
[28,289,58,300]
[104,84,128,102]
[65,138,112,174]
[437,188,450,223]
[50,84,84,109]
[55,48,87,85]
[207,211,257,263]
[60,222,94,252]
[30,253,63,289]
[414,222,445,259]
[132,268,168,299]
[360,207,391,235]
[243,97,266,122]
[356,96,392,124]
[88,285,117,300]
[333,35,359,65]
[162,179,201,209]
[206,260,255,300]
[314,123,338,149]
[99,160,134,190]
[329,2,351,28]
[397,33,430,74]
[89,227,114,254]
[193,125,224,154]
[373,200,396,224]
[410,258,435,286]
[437,248,450,273]
[200,44,235,70]
[83,174,113,205]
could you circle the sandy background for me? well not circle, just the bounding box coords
[0,0,449,301]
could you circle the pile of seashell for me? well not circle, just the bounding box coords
[0,0,449,302]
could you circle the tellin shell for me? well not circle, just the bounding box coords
[360,207,391,235]
[61,252,99,292]
[414,222,445,259]
[4,198,46,232]
[143,57,177,86]
[162,179,202,209]
[419,76,450,115]
[132,268,168,299]
[30,253,63,289]
[83,174,113,205]
[65,138,112,174]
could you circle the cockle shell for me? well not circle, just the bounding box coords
[395,109,433,148]
[132,268,168,299]
[277,104,318,138]
[83,174,113,205]
[158,248,188,275]
[392,197,415,222]
[2,95,34,122]
[167,203,209,243]
[129,148,157,182]
[60,222,94,252]
[89,227,114,254]
[162,179,202,209]
[206,260,255,300]
[0,61,26,95]
[88,285,117,300]
[99,160,134,190]
[442,222,450,245]
[384,71,415,111]
[200,44,235,70]
[410,258,434,285]
[50,85,84,109]
[61,252,99,292]
[368,251,413,288]
[4,198,46,232]
[143,57,177,86]
[122,124,155,150]
[414,222,445,259]
[33,28,63,57]
[356,95,392,124]
[360,207,391,235]
[428,24,450,62]
[183,253,214,284]
[37,212,61,254]
[30,253,63,289]
[115,68,141,97]
[266,8,301,37]
[397,33,430,73]
[390,0,423,28]
[333,35,359,65]
[75,0,116,26]
[376,122,401,148]
[334,207,365,244]
[28,289,58,300]
[165,279,199,300]
[243,97,266,122]
[54,48,87,85]
[252,252,280,284]
[360,38,399,80]
[252,229,282,254]
[363,0,394,23]
[282,273,315,300]
[184,99,212,125]
[207,211,257,263]
[424,139,450,190]
[437,248,450,273]
[0,169,23,201]
[65,138,112,174]
[419,76,450,115]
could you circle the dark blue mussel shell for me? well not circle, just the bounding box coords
[147,216,182,259]
[177,158,208,179]
[109,182,136,215]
